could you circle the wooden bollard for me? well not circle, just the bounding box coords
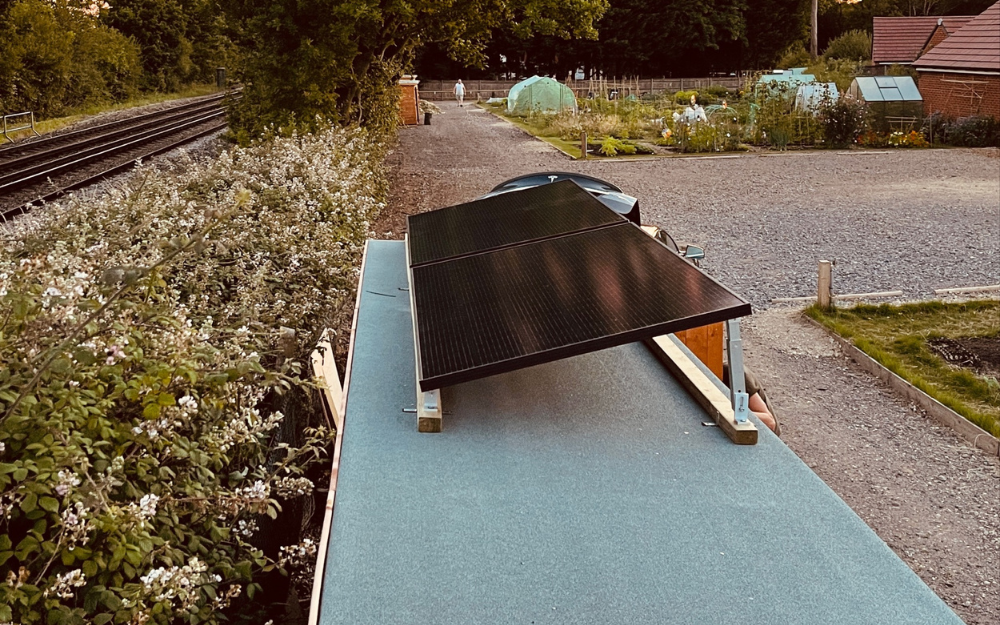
[817,260,832,308]
[581,131,588,160]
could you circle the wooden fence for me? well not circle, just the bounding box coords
[418,76,744,101]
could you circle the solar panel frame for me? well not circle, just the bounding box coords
[408,222,751,392]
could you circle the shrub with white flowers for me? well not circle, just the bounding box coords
[0,121,388,623]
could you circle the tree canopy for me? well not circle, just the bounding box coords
[221,0,609,138]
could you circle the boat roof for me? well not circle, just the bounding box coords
[316,239,962,625]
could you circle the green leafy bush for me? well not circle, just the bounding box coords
[822,30,872,62]
[0,0,143,117]
[818,94,868,147]
[776,42,811,69]
[598,136,635,156]
[674,90,699,105]
[106,0,233,93]
[927,114,1000,147]
[807,57,865,93]
[0,122,388,623]
[752,81,795,147]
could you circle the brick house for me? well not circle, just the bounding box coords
[919,17,975,58]
[912,2,1000,119]
[871,15,974,69]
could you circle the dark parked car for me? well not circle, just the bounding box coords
[480,172,703,262]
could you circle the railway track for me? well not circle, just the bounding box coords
[0,90,238,220]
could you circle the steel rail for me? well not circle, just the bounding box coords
[0,110,224,195]
[1,119,227,221]
[0,102,229,187]
[0,91,231,161]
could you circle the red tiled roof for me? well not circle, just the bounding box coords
[873,16,944,63]
[919,17,976,57]
[940,16,975,32]
[913,2,1000,72]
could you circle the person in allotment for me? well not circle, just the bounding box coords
[454,79,466,107]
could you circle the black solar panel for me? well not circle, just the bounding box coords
[406,180,623,266]
[410,223,751,391]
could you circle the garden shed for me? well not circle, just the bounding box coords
[507,75,577,115]
[848,75,923,131]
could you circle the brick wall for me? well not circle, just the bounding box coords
[922,26,948,56]
[918,71,1000,119]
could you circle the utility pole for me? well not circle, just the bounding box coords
[811,0,819,59]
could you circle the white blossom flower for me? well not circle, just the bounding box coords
[54,469,81,497]
[274,476,314,498]
[44,568,87,598]
[138,493,159,520]
[278,538,317,569]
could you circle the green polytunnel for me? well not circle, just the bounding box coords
[506,76,577,115]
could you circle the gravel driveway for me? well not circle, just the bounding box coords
[383,101,1000,624]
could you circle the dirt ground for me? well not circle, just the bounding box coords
[379,102,1000,624]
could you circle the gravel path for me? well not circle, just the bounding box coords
[383,101,1000,624]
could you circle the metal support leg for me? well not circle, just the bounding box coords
[726,318,750,424]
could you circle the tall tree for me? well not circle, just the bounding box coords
[221,0,608,138]
[742,0,808,69]
[104,0,231,92]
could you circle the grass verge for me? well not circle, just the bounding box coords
[806,300,1000,437]
[478,104,582,158]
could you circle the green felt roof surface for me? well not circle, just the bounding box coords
[318,239,963,625]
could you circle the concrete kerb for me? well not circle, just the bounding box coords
[803,315,1000,458]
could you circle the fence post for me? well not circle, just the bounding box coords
[818,260,833,308]
[581,132,588,160]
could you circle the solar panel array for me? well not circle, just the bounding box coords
[406,180,751,391]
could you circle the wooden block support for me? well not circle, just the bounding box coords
[673,322,723,379]
[645,334,758,445]
[310,329,343,431]
[406,232,444,433]
[416,388,443,433]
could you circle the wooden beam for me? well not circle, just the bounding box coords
[310,328,343,431]
[934,284,1000,295]
[306,239,369,625]
[645,334,758,445]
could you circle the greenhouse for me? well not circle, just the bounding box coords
[794,82,839,112]
[507,75,578,115]
[848,76,923,132]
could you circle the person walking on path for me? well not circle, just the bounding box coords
[454,79,466,107]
